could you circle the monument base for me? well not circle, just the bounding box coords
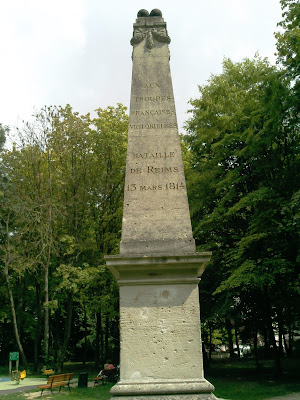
[110,379,216,398]
[111,394,218,400]
[105,253,216,400]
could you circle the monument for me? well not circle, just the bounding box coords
[105,9,217,400]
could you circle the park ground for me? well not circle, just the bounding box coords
[0,358,300,400]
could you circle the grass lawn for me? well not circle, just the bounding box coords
[0,382,114,400]
[0,358,299,399]
[206,357,300,400]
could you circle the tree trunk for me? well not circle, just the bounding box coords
[263,310,270,357]
[95,312,100,368]
[208,321,212,361]
[18,277,25,342]
[43,263,49,364]
[57,293,73,373]
[202,341,210,370]
[288,323,293,354]
[104,315,109,362]
[43,146,54,365]
[283,334,289,355]
[277,307,284,357]
[95,310,104,367]
[4,265,28,369]
[264,287,281,376]
[253,322,260,369]
[234,324,240,358]
[34,283,42,373]
[278,326,284,357]
[3,218,28,369]
[225,319,234,358]
[269,320,282,376]
[83,305,87,365]
[53,307,61,368]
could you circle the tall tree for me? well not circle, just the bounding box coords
[11,109,61,364]
[0,124,29,368]
[275,0,300,83]
[185,55,299,372]
[0,104,128,370]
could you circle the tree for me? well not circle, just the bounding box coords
[48,104,127,370]
[275,0,300,212]
[90,105,128,256]
[185,55,299,373]
[0,104,128,370]
[0,124,29,368]
[275,0,300,83]
[7,109,62,365]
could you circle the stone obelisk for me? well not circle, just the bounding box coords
[105,9,216,400]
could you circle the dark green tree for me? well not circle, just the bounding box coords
[185,55,299,373]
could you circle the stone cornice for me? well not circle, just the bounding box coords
[105,252,212,285]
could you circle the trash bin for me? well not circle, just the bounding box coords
[78,372,88,388]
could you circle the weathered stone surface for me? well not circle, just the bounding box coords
[105,10,216,400]
[106,255,212,391]
[106,253,212,285]
[118,283,205,382]
[111,396,218,400]
[120,13,195,256]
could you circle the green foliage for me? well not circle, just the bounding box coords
[275,0,300,157]
[0,124,7,151]
[0,104,128,367]
[275,0,300,81]
[185,54,299,366]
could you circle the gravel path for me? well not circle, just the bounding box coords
[0,384,42,396]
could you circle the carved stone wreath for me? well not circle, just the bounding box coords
[131,28,171,49]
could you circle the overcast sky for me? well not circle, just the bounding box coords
[0,0,283,134]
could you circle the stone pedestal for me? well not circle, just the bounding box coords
[105,253,216,399]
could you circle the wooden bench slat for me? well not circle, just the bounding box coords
[51,383,68,389]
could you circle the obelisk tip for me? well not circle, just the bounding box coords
[137,9,163,18]
[137,9,149,17]
[150,9,162,17]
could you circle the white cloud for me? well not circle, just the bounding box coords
[0,0,283,130]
